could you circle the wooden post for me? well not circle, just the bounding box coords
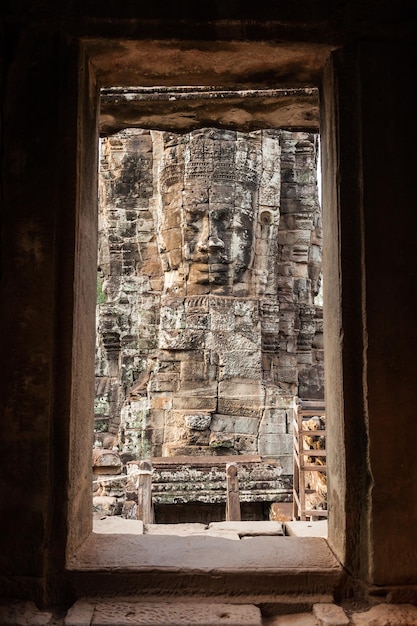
[137,459,154,524]
[226,462,241,521]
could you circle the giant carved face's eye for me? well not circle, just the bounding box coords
[185,203,206,219]
[211,207,232,227]
[184,205,206,234]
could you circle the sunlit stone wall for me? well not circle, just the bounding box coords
[95,128,323,474]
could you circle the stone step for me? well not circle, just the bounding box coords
[65,600,263,626]
[67,534,344,598]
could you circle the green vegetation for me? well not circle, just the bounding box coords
[97,274,106,304]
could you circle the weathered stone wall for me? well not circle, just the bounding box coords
[3,1,417,601]
[95,128,323,474]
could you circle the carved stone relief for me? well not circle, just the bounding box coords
[95,127,323,478]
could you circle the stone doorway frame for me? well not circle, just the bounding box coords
[67,38,359,586]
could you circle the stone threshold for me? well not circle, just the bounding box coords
[67,531,344,598]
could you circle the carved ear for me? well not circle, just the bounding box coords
[260,209,274,225]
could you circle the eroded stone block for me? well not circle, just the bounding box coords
[96,128,323,477]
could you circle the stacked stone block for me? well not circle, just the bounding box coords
[95,128,323,484]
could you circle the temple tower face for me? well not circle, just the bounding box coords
[157,129,262,297]
[95,128,323,472]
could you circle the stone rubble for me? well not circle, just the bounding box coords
[349,603,417,625]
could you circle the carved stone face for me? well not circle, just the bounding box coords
[183,187,232,289]
[159,131,258,295]
[160,184,256,295]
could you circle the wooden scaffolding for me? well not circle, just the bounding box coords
[292,397,327,521]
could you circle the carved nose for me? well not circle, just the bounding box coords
[196,236,225,253]
[208,236,225,250]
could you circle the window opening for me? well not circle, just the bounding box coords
[93,88,325,531]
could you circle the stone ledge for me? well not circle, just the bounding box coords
[67,535,344,598]
[70,534,339,571]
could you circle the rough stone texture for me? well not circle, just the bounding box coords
[67,534,344,602]
[313,603,350,625]
[0,602,54,625]
[68,534,341,575]
[65,600,262,626]
[100,87,320,135]
[125,456,291,508]
[349,603,417,625]
[95,127,323,510]
[264,603,417,626]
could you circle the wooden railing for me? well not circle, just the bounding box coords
[292,397,327,521]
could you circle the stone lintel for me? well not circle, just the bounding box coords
[100,87,320,135]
